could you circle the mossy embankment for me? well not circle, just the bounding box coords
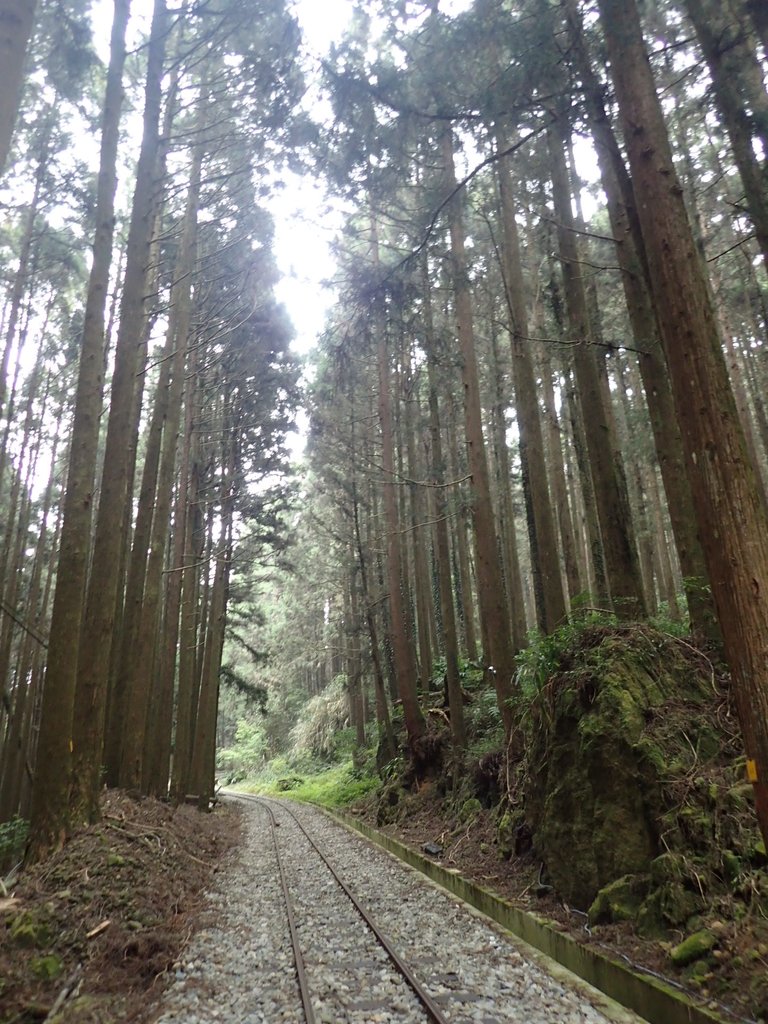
[516,625,766,923]
[369,622,768,1021]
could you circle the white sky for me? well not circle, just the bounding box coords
[270,0,353,358]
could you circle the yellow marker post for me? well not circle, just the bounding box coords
[746,759,758,783]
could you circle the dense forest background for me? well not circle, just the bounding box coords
[0,0,767,862]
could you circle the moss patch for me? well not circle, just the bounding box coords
[670,929,718,967]
[9,910,52,948]
[31,954,64,980]
[588,873,650,926]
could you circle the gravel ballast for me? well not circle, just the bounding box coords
[153,797,642,1024]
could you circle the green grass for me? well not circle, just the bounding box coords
[235,758,380,809]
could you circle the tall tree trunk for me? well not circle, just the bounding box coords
[54,0,166,835]
[565,0,719,638]
[190,513,230,810]
[598,0,768,846]
[0,0,38,174]
[122,138,201,793]
[40,0,131,816]
[536,325,582,604]
[0,118,49,420]
[646,461,682,620]
[352,460,396,759]
[373,227,425,747]
[614,355,657,613]
[488,324,528,650]
[170,375,205,802]
[446,403,478,662]
[393,354,421,686]
[546,250,606,600]
[563,361,605,601]
[0,430,58,821]
[718,300,768,506]
[422,255,466,749]
[442,129,516,732]
[548,121,647,620]
[152,349,196,797]
[346,558,366,749]
[495,134,566,631]
[403,352,434,687]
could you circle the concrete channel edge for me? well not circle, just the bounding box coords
[326,808,729,1024]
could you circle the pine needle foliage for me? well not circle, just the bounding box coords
[291,676,350,759]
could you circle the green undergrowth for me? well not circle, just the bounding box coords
[237,758,380,808]
[0,816,28,874]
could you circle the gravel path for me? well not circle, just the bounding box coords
[153,797,642,1024]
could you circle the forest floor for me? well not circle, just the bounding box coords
[353,784,768,1024]
[0,791,241,1024]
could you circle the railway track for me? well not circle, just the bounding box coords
[232,792,454,1024]
[156,794,637,1024]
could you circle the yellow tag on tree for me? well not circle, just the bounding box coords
[746,759,758,783]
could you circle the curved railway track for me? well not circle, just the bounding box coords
[231,792,453,1024]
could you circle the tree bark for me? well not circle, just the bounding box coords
[442,128,516,733]
[403,350,434,687]
[373,227,425,746]
[122,137,201,792]
[598,0,768,847]
[495,134,567,632]
[0,117,49,422]
[170,369,205,801]
[564,0,720,638]
[488,324,528,650]
[536,326,582,604]
[41,0,132,815]
[422,255,466,748]
[548,121,647,620]
[63,0,167,832]
[446,402,478,662]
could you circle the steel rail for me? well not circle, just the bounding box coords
[258,798,317,1024]
[232,792,452,1024]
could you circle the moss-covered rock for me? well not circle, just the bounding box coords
[724,782,754,813]
[276,776,303,792]
[670,929,718,967]
[643,852,706,927]
[588,873,650,925]
[524,626,716,908]
[635,893,666,938]
[497,808,527,860]
[458,797,482,823]
[519,621,768,922]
